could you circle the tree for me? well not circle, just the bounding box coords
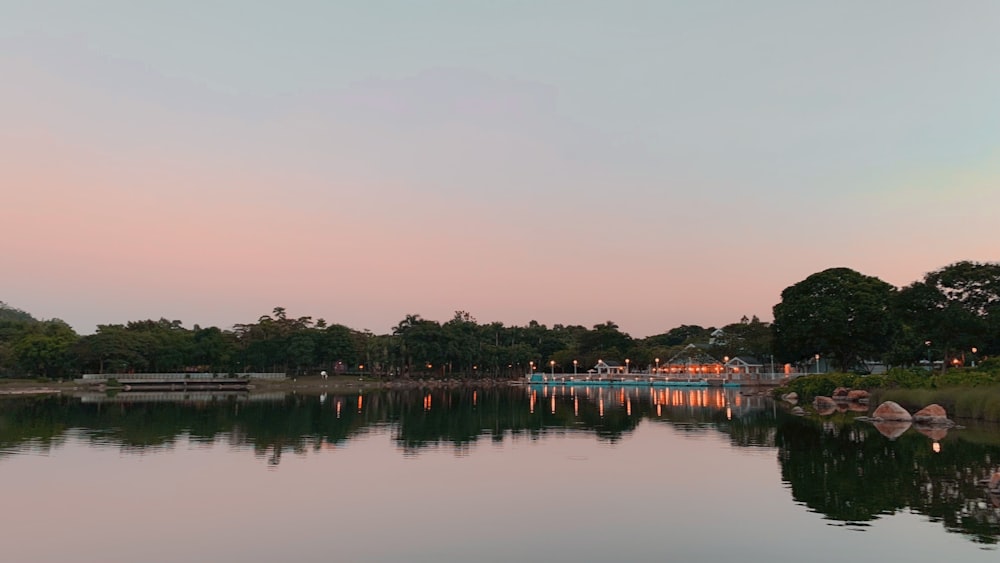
[894,261,1000,366]
[772,268,895,371]
[13,319,79,378]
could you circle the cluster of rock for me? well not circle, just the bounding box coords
[861,401,956,440]
[795,387,871,416]
[781,389,957,442]
[869,401,951,424]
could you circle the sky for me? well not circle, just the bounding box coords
[3,1,999,337]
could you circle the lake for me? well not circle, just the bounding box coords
[2,385,999,562]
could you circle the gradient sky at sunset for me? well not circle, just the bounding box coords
[3,1,999,337]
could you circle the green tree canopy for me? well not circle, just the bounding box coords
[772,267,895,371]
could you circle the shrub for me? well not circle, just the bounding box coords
[933,369,1000,387]
[779,373,864,401]
[881,367,932,389]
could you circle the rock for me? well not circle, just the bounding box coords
[846,389,870,402]
[832,387,850,398]
[783,392,799,404]
[872,401,912,422]
[791,406,805,416]
[813,396,837,415]
[873,420,911,440]
[913,404,952,425]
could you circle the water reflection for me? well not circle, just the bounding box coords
[3,385,1000,544]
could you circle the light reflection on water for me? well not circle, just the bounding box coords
[1,387,999,561]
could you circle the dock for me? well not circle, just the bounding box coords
[525,374,740,387]
[75,372,286,391]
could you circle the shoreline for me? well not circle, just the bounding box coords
[0,375,524,396]
[1,375,780,396]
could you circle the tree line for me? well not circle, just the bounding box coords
[1,260,996,379]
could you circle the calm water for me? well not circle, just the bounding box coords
[2,385,999,562]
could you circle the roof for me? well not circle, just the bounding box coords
[665,344,722,366]
[727,355,762,366]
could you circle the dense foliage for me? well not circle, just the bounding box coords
[2,260,997,379]
[0,303,768,379]
[772,267,895,371]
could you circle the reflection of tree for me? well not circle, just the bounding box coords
[776,413,1000,544]
[6,388,1000,544]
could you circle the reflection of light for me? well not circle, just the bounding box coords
[574,396,579,416]
[551,395,556,414]
[599,398,604,418]
[530,390,536,414]
[336,401,341,418]
[657,404,662,417]
[357,394,363,413]
[473,390,477,406]
[726,407,732,420]
[626,397,632,416]
[933,441,941,453]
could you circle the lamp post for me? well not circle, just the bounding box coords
[550,360,555,377]
[925,341,932,368]
[972,347,978,368]
[655,357,660,374]
[573,359,578,375]
[625,358,630,374]
[814,354,820,374]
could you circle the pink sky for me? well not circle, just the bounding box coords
[3,2,999,337]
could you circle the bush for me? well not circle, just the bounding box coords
[881,367,932,389]
[933,369,1000,388]
[778,373,864,401]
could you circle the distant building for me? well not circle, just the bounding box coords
[593,360,625,375]
[664,344,723,375]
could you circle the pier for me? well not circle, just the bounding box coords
[75,372,286,391]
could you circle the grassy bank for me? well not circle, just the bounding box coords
[773,358,1000,421]
[871,386,1000,423]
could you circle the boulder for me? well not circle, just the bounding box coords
[872,401,912,422]
[813,396,837,415]
[791,406,805,416]
[846,389,870,402]
[873,420,911,440]
[913,404,952,425]
[846,402,869,413]
[783,392,799,404]
[832,387,850,398]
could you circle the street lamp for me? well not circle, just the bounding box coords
[573,359,578,375]
[625,358,630,374]
[814,354,820,374]
[655,357,660,374]
[972,347,978,367]
[550,360,555,377]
